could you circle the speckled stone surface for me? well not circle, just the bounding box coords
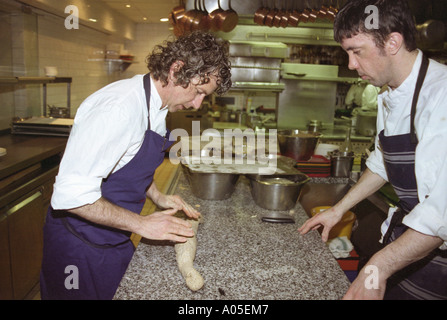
[113,172,351,300]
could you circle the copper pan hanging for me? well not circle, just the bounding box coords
[170,1,185,37]
[211,0,238,32]
[288,1,301,27]
[209,0,225,31]
[273,0,286,27]
[280,0,293,28]
[191,0,208,31]
[307,0,319,23]
[326,0,338,21]
[254,0,269,25]
[183,0,201,33]
[264,0,279,27]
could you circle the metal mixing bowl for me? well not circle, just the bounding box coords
[277,130,321,161]
[182,165,240,200]
[247,173,310,211]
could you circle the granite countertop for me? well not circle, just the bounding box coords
[114,170,351,300]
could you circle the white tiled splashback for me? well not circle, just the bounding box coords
[0,4,172,131]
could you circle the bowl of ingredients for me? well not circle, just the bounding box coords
[247,173,309,210]
[277,130,321,161]
[182,164,240,200]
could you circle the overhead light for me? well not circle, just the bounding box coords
[125,4,131,8]
[89,18,97,22]
[143,17,147,21]
[160,18,169,22]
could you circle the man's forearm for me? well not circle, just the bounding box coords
[368,228,443,280]
[344,228,443,299]
[69,197,143,235]
[334,168,386,214]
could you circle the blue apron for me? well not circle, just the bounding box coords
[379,55,447,300]
[40,74,174,299]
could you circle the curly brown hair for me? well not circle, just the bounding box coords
[146,31,232,96]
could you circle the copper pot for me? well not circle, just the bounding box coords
[264,4,278,27]
[209,0,225,31]
[191,0,209,31]
[309,8,319,22]
[288,10,300,27]
[300,8,311,23]
[279,0,293,28]
[170,2,186,36]
[172,2,186,24]
[318,5,328,19]
[273,8,286,28]
[280,9,291,28]
[326,5,338,21]
[183,0,201,33]
[211,0,238,32]
[254,0,269,25]
[288,2,302,28]
[200,0,212,31]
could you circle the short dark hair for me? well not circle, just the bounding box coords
[334,0,417,51]
[146,31,232,96]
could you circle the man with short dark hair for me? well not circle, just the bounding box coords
[299,0,447,300]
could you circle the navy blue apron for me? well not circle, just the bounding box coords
[379,55,447,300]
[40,74,174,299]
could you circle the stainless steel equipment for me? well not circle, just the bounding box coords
[48,105,70,118]
[11,117,73,136]
[277,129,321,161]
[355,110,377,136]
[307,119,322,133]
[247,173,309,211]
[182,165,240,200]
[330,151,354,177]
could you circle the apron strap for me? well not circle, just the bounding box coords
[143,73,152,130]
[144,73,171,151]
[410,54,430,144]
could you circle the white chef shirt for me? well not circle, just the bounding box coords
[366,50,447,249]
[51,74,168,210]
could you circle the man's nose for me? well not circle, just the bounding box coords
[192,95,205,109]
[348,55,359,70]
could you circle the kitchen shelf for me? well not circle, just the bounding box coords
[231,81,285,92]
[88,58,137,74]
[281,63,360,83]
[0,76,72,118]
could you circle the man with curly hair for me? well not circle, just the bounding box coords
[40,32,232,300]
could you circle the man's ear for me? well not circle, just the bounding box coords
[169,60,184,79]
[385,32,404,56]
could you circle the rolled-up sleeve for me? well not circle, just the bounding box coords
[51,99,136,210]
[404,122,447,249]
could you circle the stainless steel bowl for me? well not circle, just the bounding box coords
[277,130,321,161]
[182,165,240,200]
[247,173,310,211]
